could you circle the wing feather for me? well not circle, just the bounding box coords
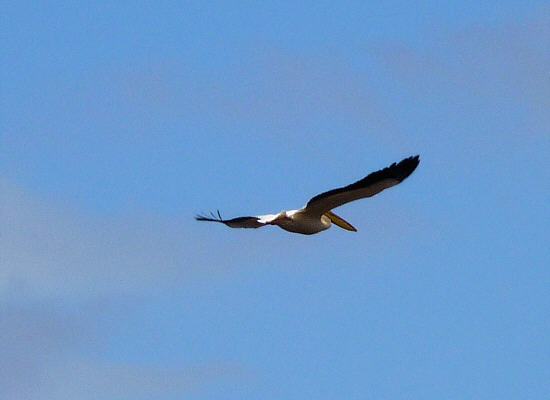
[304,155,420,215]
[195,211,266,229]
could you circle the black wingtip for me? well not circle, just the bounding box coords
[394,155,420,182]
[195,211,224,223]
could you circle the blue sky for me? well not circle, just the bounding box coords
[1,1,549,399]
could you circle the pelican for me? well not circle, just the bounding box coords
[196,155,420,235]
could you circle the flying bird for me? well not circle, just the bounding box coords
[196,155,420,235]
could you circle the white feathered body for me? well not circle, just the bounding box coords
[269,210,331,235]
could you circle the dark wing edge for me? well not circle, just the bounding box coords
[306,155,420,209]
[195,210,265,229]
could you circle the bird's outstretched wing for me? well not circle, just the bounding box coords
[303,155,420,215]
[195,210,266,229]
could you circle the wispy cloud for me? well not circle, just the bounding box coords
[375,8,550,139]
[0,180,253,398]
[1,178,273,300]
[0,301,246,400]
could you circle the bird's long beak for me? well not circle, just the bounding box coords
[324,211,357,232]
